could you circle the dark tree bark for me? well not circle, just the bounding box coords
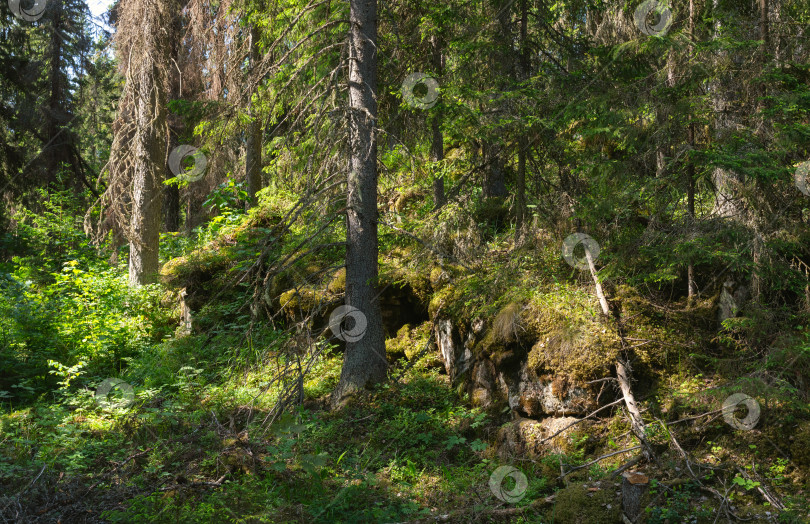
[514,0,529,237]
[165,130,181,232]
[687,126,697,300]
[245,24,262,209]
[44,1,73,185]
[481,0,513,202]
[333,0,387,405]
[164,5,182,232]
[430,34,445,211]
[483,142,507,199]
[686,0,697,301]
[516,139,527,232]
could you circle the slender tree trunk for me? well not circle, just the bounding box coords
[165,131,180,232]
[483,142,507,199]
[430,116,445,209]
[687,127,697,300]
[514,0,529,238]
[45,1,71,185]
[759,0,769,55]
[710,0,739,219]
[333,0,387,405]
[756,0,770,121]
[516,140,527,233]
[245,24,262,209]
[430,36,445,210]
[583,243,655,463]
[164,5,182,232]
[686,0,697,301]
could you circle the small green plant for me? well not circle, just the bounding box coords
[732,474,761,491]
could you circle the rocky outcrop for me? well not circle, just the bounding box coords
[435,318,473,382]
[432,316,604,460]
[497,416,582,457]
[718,278,749,324]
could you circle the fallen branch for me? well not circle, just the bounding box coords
[735,466,785,512]
[159,473,229,492]
[390,494,556,523]
[0,463,47,514]
[84,447,154,494]
[559,445,641,479]
[536,398,624,445]
[583,243,656,464]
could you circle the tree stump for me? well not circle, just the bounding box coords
[622,471,649,523]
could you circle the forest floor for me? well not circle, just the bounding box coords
[2,191,810,523]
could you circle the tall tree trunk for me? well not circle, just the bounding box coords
[128,0,169,286]
[483,142,507,199]
[514,0,529,238]
[430,115,444,209]
[164,4,182,232]
[245,24,262,209]
[516,140,527,234]
[333,0,387,405]
[481,0,512,202]
[759,0,769,55]
[686,0,697,301]
[165,131,181,232]
[430,35,445,211]
[687,126,697,300]
[710,0,739,219]
[45,1,71,185]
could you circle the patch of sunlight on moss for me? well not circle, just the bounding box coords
[303,351,343,399]
[522,283,621,380]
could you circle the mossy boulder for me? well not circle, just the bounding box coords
[160,249,231,289]
[428,284,463,319]
[496,417,584,458]
[386,324,411,360]
[279,287,319,319]
[429,266,450,291]
[385,322,437,364]
[327,267,346,294]
[522,292,621,381]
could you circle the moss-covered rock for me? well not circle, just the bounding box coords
[522,291,621,381]
[279,287,319,319]
[429,266,450,291]
[160,249,231,289]
[327,267,346,294]
[496,417,584,458]
[428,284,463,319]
[384,322,435,363]
[386,324,411,360]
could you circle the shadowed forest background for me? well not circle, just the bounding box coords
[1,0,810,521]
